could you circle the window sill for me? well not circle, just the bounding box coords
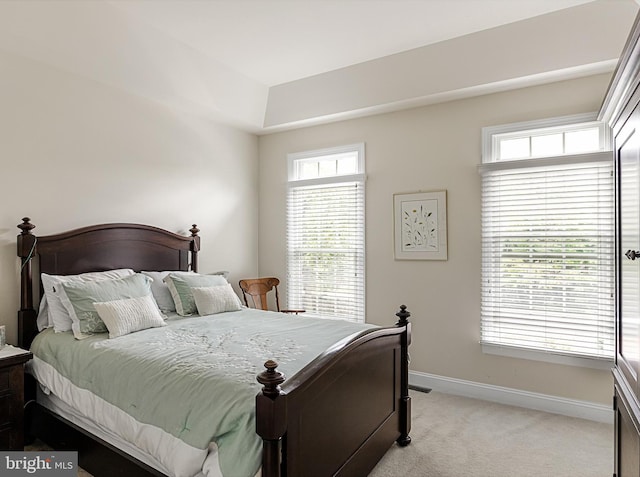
[482,343,614,370]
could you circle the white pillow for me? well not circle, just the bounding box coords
[192,284,242,316]
[141,271,186,312]
[94,294,166,339]
[42,269,135,333]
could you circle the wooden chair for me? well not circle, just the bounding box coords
[238,277,305,314]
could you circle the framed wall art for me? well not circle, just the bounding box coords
[393,190,447,260]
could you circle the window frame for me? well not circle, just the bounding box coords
[480,113,614,369]
[288,143,365,182]
[482,112,611,163]
[286,143,366,323]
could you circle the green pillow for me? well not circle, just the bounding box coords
[59,273,154,339]
[163,273,228,316]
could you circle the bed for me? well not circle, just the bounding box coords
[16,218,412,477]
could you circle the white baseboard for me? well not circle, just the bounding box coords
[409,370,613,424]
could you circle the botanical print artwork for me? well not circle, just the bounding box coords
[401,199,439,252]
[394,190,447,260]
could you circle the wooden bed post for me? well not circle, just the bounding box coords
[256,360,286,477]
[189,224,200,273]
[17,217,37,350]
[395,305,412,447]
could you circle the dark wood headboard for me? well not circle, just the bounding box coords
[17,217,201,349]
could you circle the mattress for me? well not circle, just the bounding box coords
[31,359,224,477]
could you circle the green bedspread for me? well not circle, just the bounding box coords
[31,309,375,477]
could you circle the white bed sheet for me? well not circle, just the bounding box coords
[28,356,240,477]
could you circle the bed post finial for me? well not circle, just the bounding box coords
[257,360,285,398]
[190,224,199,237]
[18,217,35,235]
[395,304,410,326]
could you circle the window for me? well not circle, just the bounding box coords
[287,144,365,323]
[479,113,614,366]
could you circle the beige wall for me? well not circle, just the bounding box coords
[258,73,614,405]
[0,42,615,405]
[0,48,259,344]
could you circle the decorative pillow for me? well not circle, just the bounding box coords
[163,273,228,316]
[94,294,166,339]
[192,284,242,316]
[142,271,230,312]
[42,269,135,333]
[59,273,153,339]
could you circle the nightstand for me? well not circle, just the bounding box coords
[0,346,32,450]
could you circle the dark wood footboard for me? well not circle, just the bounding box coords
[257,306,412,477]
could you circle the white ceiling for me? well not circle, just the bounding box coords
[112,0,598,87]
[0,0,637,132]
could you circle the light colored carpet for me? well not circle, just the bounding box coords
[28,390,613,476]
[22,439,92,477]
[370,390,613,477]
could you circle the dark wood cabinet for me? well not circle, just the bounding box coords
[615,379,640,477]
[0,347,32,450]
[601,12,640,477]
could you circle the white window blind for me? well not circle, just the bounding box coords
[287,145,365,323]
[480,115,614,363]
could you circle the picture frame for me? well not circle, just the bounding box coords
[394,190,447,260]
